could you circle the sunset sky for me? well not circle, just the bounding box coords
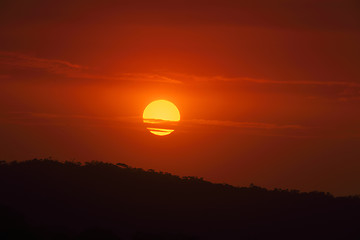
[0,0,359,196]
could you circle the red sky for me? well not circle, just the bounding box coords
[0,0,360,196]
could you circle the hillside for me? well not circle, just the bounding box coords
[0,159,359,240]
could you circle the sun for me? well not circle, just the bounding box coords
[143,100,180,136]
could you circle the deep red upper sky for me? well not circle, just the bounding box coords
[0,0,359,195]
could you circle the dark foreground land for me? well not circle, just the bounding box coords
[0,159,359,240]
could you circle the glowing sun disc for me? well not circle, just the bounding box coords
[143,100,180,136]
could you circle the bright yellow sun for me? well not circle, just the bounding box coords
[143,100,180,136]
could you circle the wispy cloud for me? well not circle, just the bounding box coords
[2,51,359,87]
[4,112,357,138]
[1,112,140,127]
[0,51,85,75]
[164,73,360,88]
[180,118,323,138]
[2,112,302,130]
[75,73,182,84]
[336,89,360,102]
[239,77,360,88]
[0,51,182,84]
[185,119,304,130]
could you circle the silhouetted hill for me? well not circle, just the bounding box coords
[0,159,359,239]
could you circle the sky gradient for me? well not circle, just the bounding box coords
[0,0,360,196]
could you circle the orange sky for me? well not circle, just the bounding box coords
[0,0,360,196]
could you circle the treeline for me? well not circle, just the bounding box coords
[0,159,359,239]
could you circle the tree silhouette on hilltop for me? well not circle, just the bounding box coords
[0,159,359,240]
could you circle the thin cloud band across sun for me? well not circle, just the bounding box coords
[143,100,180,136]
